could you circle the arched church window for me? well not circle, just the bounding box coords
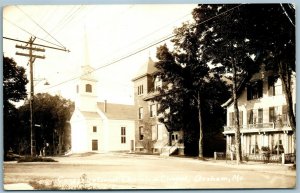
[86,84,92,93]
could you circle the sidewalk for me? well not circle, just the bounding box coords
[5,152,295,178]
[108,152,297,177]
[125,152,296,177]
[186,158,296,177]
[3,183,34,190]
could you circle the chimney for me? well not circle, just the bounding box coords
[104,100,107,113]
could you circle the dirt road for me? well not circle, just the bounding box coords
[3,153,296,189]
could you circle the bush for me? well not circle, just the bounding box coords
[29,180,60,190]
[243,155,249,162]
[4,154,22,161]
[261,146,270,152]
[17,156,58,163]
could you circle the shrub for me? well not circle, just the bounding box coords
[17,156,58,163]
[29,180,60,190]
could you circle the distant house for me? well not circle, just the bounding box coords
[70,33,135,153]
[132,57,184,155]
[222,66,296,156]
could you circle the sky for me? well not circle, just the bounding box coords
[3,4,196,105]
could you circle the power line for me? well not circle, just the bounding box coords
[32,6,56,35]
[100,10,192,62]
[4,17,33,37]
[94,5,134,33]
[50,6,85,37]
[15,5,67,50]
[3,37,70,52]
[280,3,295,27]
[47,5,79,36]
[3,17,69,50]
[33,4,244,92]
[38,34,174,92]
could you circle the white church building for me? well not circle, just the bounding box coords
[70,65,136,153]
[70,32,135,153]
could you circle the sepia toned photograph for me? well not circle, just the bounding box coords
[2,2,296,190]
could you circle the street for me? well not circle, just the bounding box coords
[3,152,296,189]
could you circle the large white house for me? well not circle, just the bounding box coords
[223,67,296,157]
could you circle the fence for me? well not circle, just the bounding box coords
[214,152,295,164]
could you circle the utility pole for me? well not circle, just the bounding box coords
[16,36,45,156]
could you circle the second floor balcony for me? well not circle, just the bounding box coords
[223,120,292,135]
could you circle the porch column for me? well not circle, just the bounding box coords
[254,134,257,154]
[284,133,288,154]
[241,134,244,156]
[226,135,230,153]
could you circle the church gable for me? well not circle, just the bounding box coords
[97,102,135,120]
[70,109,84,123]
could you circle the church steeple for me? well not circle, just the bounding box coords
[75,26,98,112]
[80,26,96,81]
[83,25,90,68]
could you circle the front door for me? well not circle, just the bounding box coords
[171,132,179,146]
[92,140,98,151]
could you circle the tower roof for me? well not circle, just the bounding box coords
[80,26,97,82]
[132,57,157,81]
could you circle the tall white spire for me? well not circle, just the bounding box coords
[83,24,90,67]
[81,24,95,80]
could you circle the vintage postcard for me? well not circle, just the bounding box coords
[2,3,296,190]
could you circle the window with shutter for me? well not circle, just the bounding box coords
[247,80,263,100]
[239,111,243,127]
[258,108,263,127]
[269,107,275,123]
[121,127,126,143]
[248,110,253,125]
[151,125,157,140]
[268,76,275,96]
[282,105,288,124]
[139,126,144,140]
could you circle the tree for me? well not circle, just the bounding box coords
[191,5,258,164]
[192,4,295,163]
[3,56,29,157]
[154,21,230,157]
[3,56,28,103]
[19,93,74,155]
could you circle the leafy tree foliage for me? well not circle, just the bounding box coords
[192,4,295,162]
[18,93,74,155]
[248,4,296,131]
[3,56,28,103]
[155,4,295,160]
[154,22,230,156]
[193,4,260,163]
[3,56,28,157]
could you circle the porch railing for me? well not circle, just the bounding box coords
[224,121,290,132]
[214,152,295,164]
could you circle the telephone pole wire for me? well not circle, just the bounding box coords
[16,36,45,156]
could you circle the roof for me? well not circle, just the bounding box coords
[132,57,157,81]
[97,102,136,120]
[143,90,160,101]
[221,58,265,108]
[221,73,253,108]
[80,111,100,119]
[80,65,97,81]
